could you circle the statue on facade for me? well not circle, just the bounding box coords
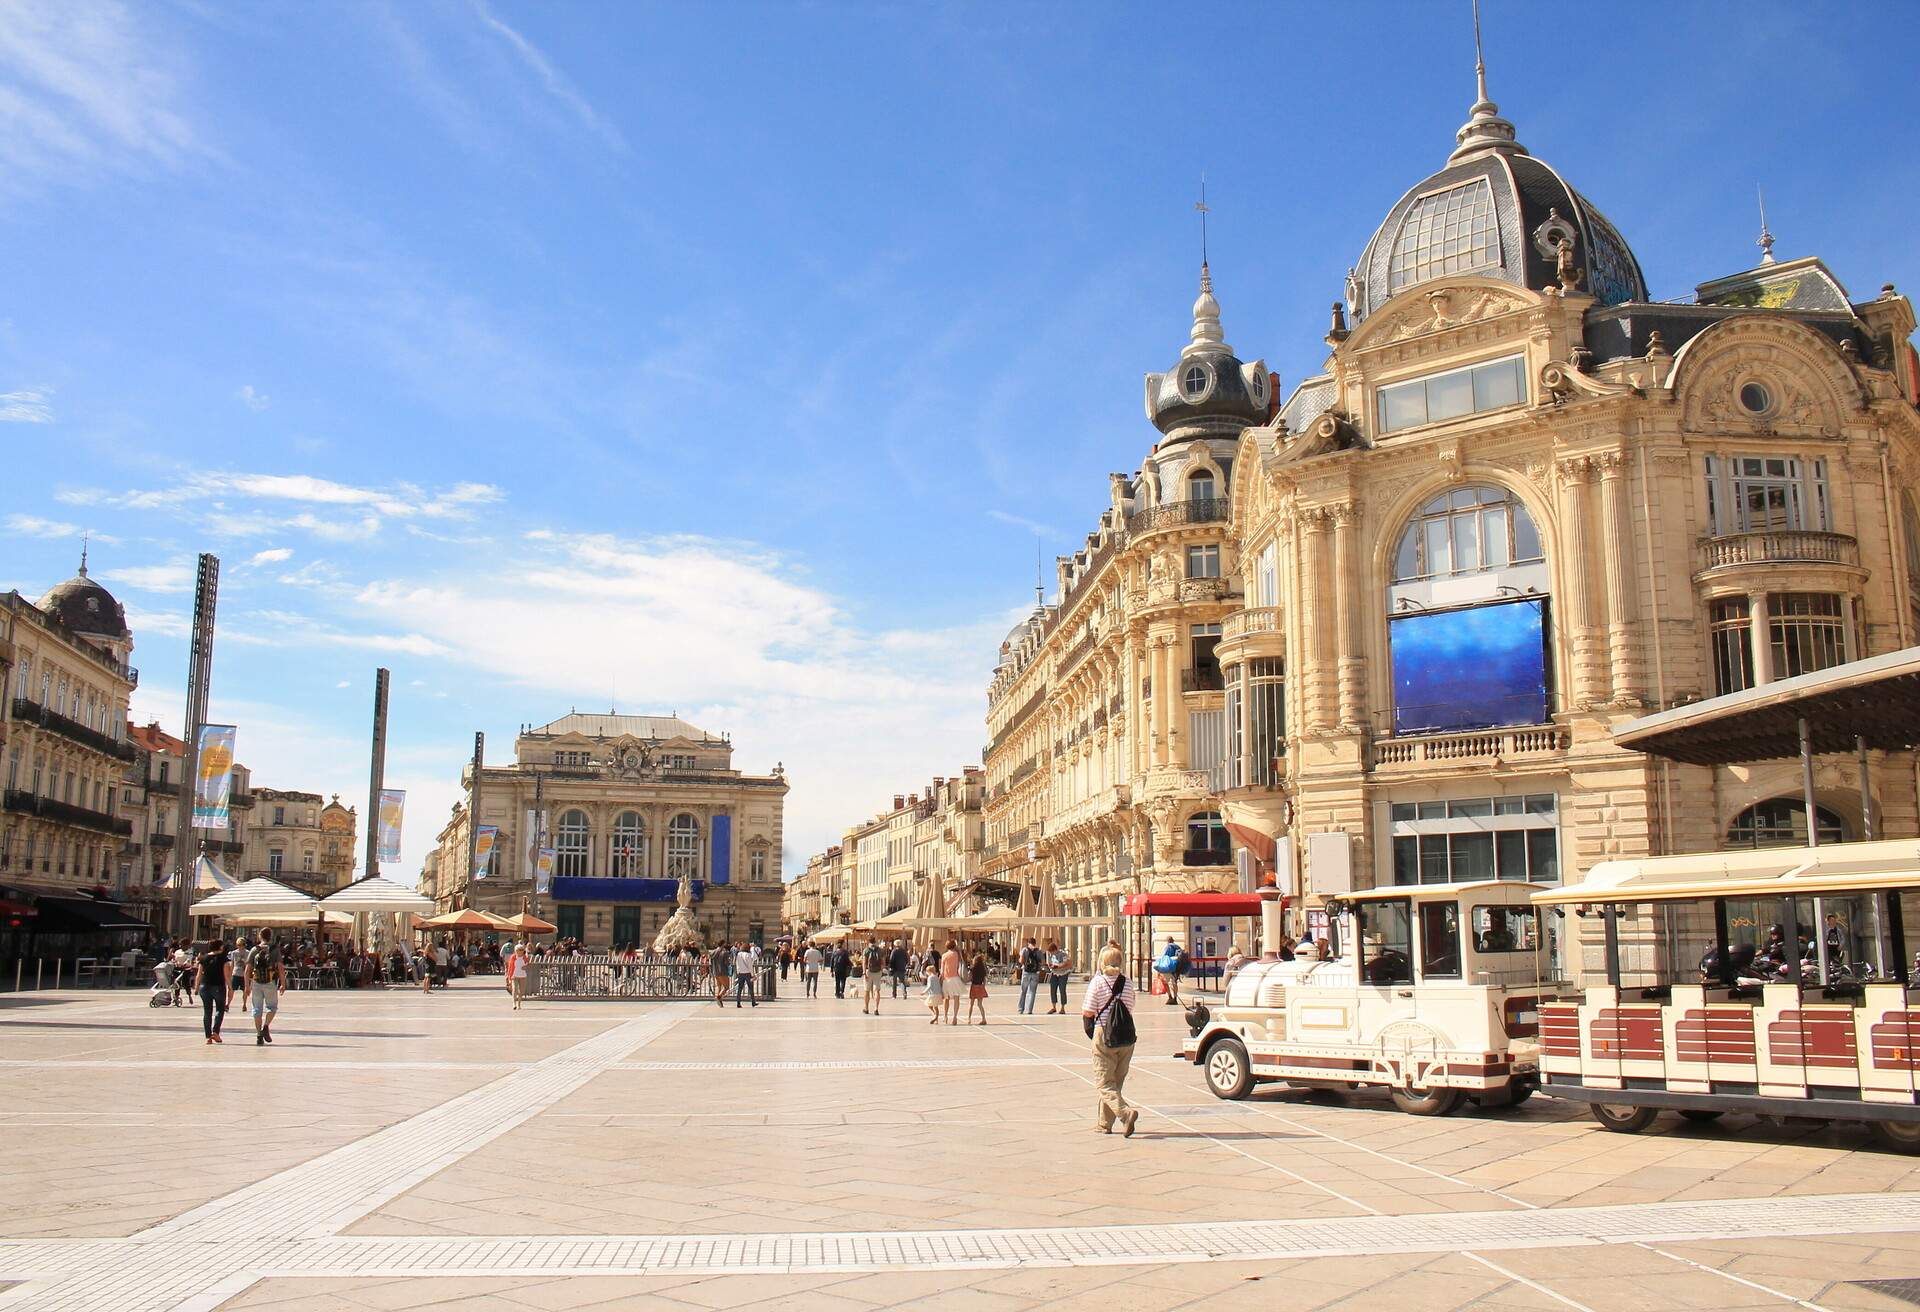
[651,872,705,954]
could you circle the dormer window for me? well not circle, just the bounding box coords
[1188,469,1216,502]
[1180,363,1212,400]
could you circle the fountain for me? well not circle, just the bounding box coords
[650,873,706,954]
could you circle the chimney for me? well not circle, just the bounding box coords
[893,794,905,810]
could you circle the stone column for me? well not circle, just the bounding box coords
[1555,457,1603,708]
[1168,632,1187,769]
[1298,508,1333,733]
[1331,501,1364,731]
[1597,451,1641,705]
[1751,591,1774,685]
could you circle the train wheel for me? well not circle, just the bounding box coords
[1678,1109,1724,1123]
[1590,1103,1658,1134]
[1204,1039,1254,1101]
[1868,1121,1920,1154]
[1390,1086,1464,1117]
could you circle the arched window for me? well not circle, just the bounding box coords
[1188,467,1216,503]
[1726,798,1845,850]
[611,811,646,877]
[555,809,591,878]
[666,813,702,879]
[1392,486,1542,582]
[1186,811,1229,864]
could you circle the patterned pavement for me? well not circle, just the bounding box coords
[3,977,1920,1310]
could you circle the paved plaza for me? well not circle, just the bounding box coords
[4,980,1920,1311]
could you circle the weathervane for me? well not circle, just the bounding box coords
[1194,175,1211,268]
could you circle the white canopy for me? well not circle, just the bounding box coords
[191,876,320,920]
[321,875,435,915]
[154,855,235,894]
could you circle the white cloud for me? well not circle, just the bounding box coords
[469,0,624,151]
[985,509,1060,538]
[54,471,507,543]
[123,606,189,638]
[335,680,351,689]
[4,513,118,543]
[0,388,53,422]
[249,547,293,565]
[100,560,193,593]
[236,384,270,411]
[0,0,205,192]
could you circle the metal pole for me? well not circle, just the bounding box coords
[1799,716,1819,849]
[464,733,484,907]
[13,959,20,992]
[35,959,41,990]
[1857,735,1875,843]
[171,554,220,935]
[54,959,61,990]
[365,668,390,881]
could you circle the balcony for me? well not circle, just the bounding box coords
[11,697,138,761]
[3,788,134,837]
[1695,530,1860,575]
[1372,725,1570,769]
[1182,847,1233,867]
[1057,629,1098,674]
[149,832,176,850]
[148,778,182,798]
[1222,606,1282,642]
[1178,577,1234,604]
[1127,497,1229,535]
[1181,666,1224,693]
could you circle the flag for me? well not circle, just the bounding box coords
[472,824,499,880]
[191,725,237,829]
[377,789,406,864]
[535,846,555,896]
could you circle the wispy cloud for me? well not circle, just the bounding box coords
[4,513,119,543]
[236,384,270,411]
[0,388,53,422]
[56,471,506,542]
[249,547,293,564]
[985,509,1060,538]
[468,1,623,151]
[0,0,206,193]
[100,560,194,593]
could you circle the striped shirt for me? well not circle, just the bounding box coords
[1080,971,1137,1018]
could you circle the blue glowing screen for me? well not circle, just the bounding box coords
[1389,598,1548,734]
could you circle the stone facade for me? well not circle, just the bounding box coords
[985,79,1920,962]
[246,789,356,895]
[122,721,253,907]
[426,712,787,949]
[792,767,984,934]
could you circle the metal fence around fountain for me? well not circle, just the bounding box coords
[525,953,779,1001]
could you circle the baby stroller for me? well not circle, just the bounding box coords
[148,960,185,1007]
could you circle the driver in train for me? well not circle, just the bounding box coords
[1475,909,1517,953]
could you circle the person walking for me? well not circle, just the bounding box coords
[801,942,823,997]
[922,954,944,1024]
[778,944,792,982]
[241,929,286,1046]
[1016,936,1043,1016]
[861,940,884,1015]
[831,944,853,999]
[506,941,530,1009]
[710,941,733,1007]
[888,939,909,999]
[1045,939,1071,1015]
[1083,945,1139,1136]
[939,941,963,1025]
[965,951,990,1025]
[1154,936,1189,1006]
[194,935,234,1045]
[733,942,759,1008]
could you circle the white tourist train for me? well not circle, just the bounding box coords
[1181,881,1559,1115]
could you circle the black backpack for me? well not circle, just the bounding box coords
[1085,974,1137,1048]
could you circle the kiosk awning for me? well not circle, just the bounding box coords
[1121,893,1268,917]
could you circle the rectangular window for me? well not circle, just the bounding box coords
[1419,901,1462,978]
[1769,592,1846,678]
[1185,544,1221,579]
[1710,597,1755,696]
[1224,678,1243,790]
[1388,793,1559,885]
[274,806,285,826]
[1190,622,1221,681]
[1189,708,1227,793]
[1246,657,1286,788]
[1375,355,1526,435]
[1358,899,1414,984]
[1706,456,1831,535]
[268,850,283,873]
[750,849,767,882]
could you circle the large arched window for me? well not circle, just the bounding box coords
[1727,799,1845,850]
[666,813,702,879]
[555,809,591,878]
[1392,486,1542,582]
[611,811,646,877]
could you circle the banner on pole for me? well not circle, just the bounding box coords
[191,725,237,829]
[535,847,555,896]
[523,809,546,882]
[472,824,498,880]
[377,789,406,864]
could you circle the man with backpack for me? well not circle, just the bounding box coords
[1016,936,1044,1015]
[241,929,287,1046]
[861,940,884,1014]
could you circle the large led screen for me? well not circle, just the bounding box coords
[1389,597,1548,735]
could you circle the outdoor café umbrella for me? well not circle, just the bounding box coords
[191,876,319,920]
[500,911,557,935]
[419,908,512,931]
[322,875,436,955]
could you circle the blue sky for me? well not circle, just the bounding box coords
[4,1,1918,880]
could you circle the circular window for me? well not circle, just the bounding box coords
[1738,381,1772,415]
[1181,364,1211,400]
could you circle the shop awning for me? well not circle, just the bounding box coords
[28,896,152,933]
[1121,893,1269,917]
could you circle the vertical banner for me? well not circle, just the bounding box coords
[523,808,546,882]
[191,725,237,829]
[535,847,555,896]
[710,813,732,884]
[377,789,406,865]
[472,824,499,880]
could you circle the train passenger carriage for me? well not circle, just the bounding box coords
[1532,838,1920,1151]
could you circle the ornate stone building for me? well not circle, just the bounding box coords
[791,767,984,935]
[0,555,139,900]
[122,721,252,910]
[428,712,787,948]
[989,70,1920,960]
[245,790,356,895]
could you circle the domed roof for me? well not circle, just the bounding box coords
[1347,72,1647,323]
[37,550,129,641]
[1143,265,1270,443]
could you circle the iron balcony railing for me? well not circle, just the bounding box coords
[1127,497,1230,535]
[2,788,134,837]
[11,697,137,762]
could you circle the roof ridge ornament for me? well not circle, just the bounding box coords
[1448,0,1527,164]
[1757,185,1777,265]
[1183,261,1233,359]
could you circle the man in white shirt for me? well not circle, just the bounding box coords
[732,943,758,1008]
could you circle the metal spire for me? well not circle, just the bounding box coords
[1756,186,1777,265]
[1034,537,1044,609]
[1194,175,1210,269]
[78,531,89,576]
[1449,0,1525,163]
[1473,0,1488,104]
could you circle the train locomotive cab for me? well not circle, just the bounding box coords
[1182,881,1564,1115]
